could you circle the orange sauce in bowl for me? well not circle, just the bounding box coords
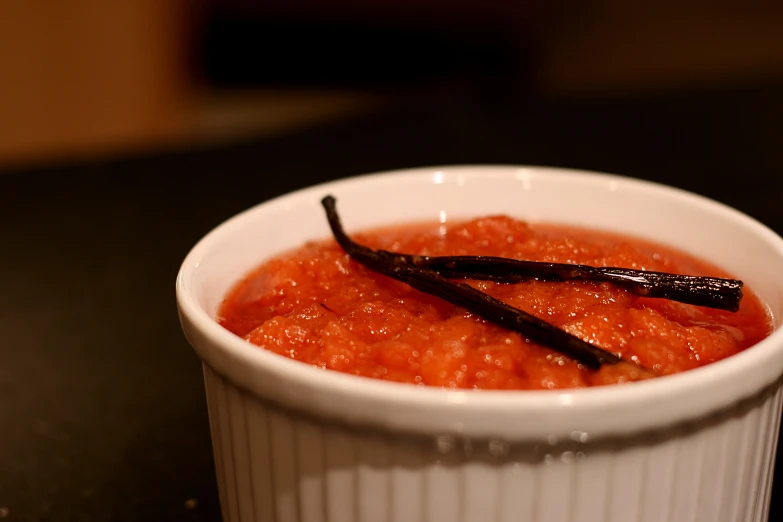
[218,216,771,390]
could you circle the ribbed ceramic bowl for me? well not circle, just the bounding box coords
[177,166,783,522]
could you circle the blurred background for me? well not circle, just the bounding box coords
[1,0,782,169]
[3,2,783,521]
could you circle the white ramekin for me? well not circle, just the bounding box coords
[177,166,783,522]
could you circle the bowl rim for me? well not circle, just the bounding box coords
[176,165,783,438]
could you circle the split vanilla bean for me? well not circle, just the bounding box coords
[408,256,743,312]
[322,195,625,369]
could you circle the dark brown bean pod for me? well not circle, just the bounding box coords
[321,195,626,369]
[410,256,743,312]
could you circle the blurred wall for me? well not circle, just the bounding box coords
[0,1,189,167]
[198,0,532,27]
[535,1,783,96]
[1,1,782,169]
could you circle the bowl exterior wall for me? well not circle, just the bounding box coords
[203,364,783,522]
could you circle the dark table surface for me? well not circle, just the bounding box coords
[2,81,783,521]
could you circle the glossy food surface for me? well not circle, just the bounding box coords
[219,216,771,389]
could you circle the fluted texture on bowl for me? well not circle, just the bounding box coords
[203,365,783,522]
